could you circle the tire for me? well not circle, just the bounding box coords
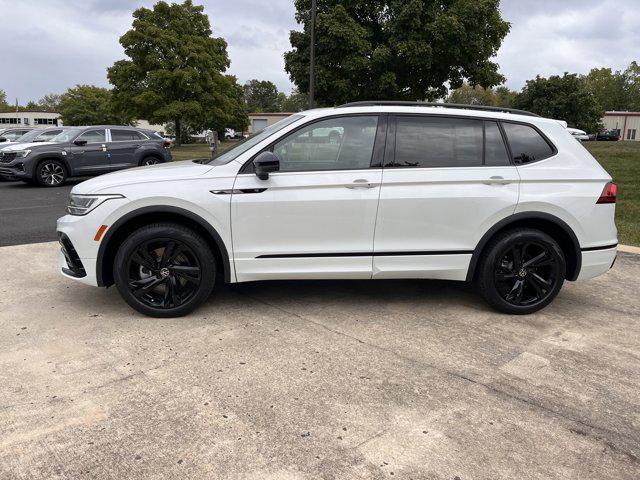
[475,228,566,315]
[140,156,162,166]
[36,159,67,187]
[113,223,216,317]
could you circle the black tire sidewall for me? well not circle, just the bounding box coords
[113,223,216,318]
[36,159,67,187]
[477,229,566,315]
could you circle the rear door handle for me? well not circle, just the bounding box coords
[345,179,375,189]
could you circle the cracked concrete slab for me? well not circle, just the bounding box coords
[0,242,639,479]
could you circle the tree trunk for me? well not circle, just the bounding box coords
[175,117,182,147]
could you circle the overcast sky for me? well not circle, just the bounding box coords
[2,0,639,103]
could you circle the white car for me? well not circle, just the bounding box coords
[567,127,589,141]
[57,102,618,317]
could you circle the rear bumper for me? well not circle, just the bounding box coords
[577,246,617,280]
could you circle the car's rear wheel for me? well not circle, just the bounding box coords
[475,228,565,314]
[141,156,162,166]
[36,159,67,187]
[113,223,216,317]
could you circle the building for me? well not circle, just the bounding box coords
[0,111,62,128]
[602,111,639,141]
[247,112,293,134]
[134,119,168,135]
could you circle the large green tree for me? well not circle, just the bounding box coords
[284,0,510,106]
[108,0,246,146]
[243,79,280,112]
[584,62,640,112]
[279,89,309,112]
[0,88,11,112]
[58,85,131,125]
[37,93,62,112]
[514,73,603,132]
[445,83,517,108]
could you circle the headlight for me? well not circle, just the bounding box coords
[15,149,31,158]
[66,194,124,216]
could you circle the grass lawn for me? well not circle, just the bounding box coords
[585,141,640,246]
[169,140,639,246]
[169,141,235,162]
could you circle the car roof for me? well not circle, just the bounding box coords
[299,103,558,127]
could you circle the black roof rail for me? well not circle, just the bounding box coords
[336,101,540,117]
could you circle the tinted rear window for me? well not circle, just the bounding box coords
[111,129,145,141]
[394,116,483,168]
[502,122,554,164]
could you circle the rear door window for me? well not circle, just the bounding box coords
[484,121,510,166]
[110,129,145,141]
[394,116,483,168]
[502,122,554,164]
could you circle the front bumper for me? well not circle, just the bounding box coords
[0,162,29,180]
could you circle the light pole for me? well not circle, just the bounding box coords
[309,0,317,109]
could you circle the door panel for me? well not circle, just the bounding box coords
[373,116,520,280]
[231,114,385,282]
[108,129,143,168]
[68,129,108,173]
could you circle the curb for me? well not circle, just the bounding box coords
[619,244,640,255]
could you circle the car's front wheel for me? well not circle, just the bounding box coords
[475,228,566,315]
[113,223,216,317]
[36,159,67,187]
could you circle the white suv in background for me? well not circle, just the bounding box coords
[57,102,618,317]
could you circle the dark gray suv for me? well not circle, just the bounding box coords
[0,125,172,186]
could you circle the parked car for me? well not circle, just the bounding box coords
[0,126,70,151]
[596,130,620,141]
[566,127,589,141]
[0,127,34,143]
[57,102,617,318]
[0,126,172,186]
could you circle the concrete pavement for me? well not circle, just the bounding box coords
[1,241,639,479]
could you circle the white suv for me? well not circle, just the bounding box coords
[57,102,618,317]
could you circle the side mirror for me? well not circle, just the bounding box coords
[253,151,280,180]
[0,137,6,143]
[74,139,87,146]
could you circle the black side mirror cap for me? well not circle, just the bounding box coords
[253,151,280,180]
[74,139,87,146]
[0,137,6,142]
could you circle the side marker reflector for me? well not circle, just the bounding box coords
[94,225,108,242]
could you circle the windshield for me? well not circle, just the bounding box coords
[51,128,83,143]
[13,130,42,143]
[207,114,304,165]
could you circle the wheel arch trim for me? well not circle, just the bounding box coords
[96,205,231,286]
[465,212,582,282]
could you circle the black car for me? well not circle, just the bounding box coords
[0,126,172,186]
[596,130,620,141]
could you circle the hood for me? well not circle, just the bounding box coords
[1,141,56,151]
[73,160,215,194]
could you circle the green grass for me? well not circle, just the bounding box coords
[584,141,640,246]
[169,140,639,246]
[169,142,234,162]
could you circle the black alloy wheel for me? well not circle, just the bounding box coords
[142,157,160,166]
[37,160,66,186]
[114,223,216,317]
[476,229,566,314]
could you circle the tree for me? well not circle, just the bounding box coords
[0,89,9,111]
[243,79,280,112]
[37,93,62,112]
[584,62,640,112]
[108,0,247,146]
[284,0,510,106]
[445,83,518,108]
[58,85,131,125]
[514,73,603,133]
[279,89,309,112]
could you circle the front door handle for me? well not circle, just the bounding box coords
[483,175,511,185]
[345,179,374,189]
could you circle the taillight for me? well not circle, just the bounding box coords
[596,182,617,204]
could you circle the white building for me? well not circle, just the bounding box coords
[602,111,639,141]
[247,112,293,134]
[0,111,61,128]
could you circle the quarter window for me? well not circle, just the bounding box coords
[502,122,554,164]
[77,129,106,143]
[394,116,483,168]
[484,121,510,166]
[273,116,378,172]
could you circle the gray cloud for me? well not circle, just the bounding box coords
[1,0,638,103]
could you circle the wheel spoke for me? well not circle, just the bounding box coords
[523,251,547,268]
[131,251,156,271]
[505,279,524,302]
[160,241,177,267]
[511,245,522,269]
[172,265,201,284]
[496,271,516,281]
[526,276,544,299]
[130,276,165,298]
[530,272,552,288]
